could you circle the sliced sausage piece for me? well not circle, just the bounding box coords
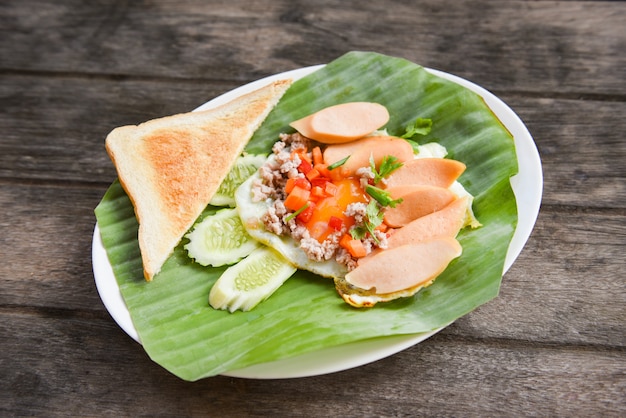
[323,136,414,176]
[290,102,389,144]
[359,197,468,266]
[384,158,466,189]
[345,237,462,294]
[383,185,456,227]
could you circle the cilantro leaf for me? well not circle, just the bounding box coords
[369,154,403,184]
[400,117,432,140]
[349,200,383,244]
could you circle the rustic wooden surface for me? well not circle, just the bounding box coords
[1,0,624,416]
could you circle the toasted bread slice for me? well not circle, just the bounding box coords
[105,79,291,281]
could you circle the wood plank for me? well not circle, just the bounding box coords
[1,312,624,416]
[1,0,624,95]
[449,205,626,348]
[1,75,625,208]
[507,95,626,208]
[2,1,624,415]
[0,184,106,312]
[0,74,238,183]
[1,183,624,347]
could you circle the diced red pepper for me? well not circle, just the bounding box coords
[328,216,343,231]
[298,158,313,174]
[297,202,315,223]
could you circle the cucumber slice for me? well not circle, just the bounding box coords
[185,208,260,267]
[209,247,297,312]
[210,154,267,207]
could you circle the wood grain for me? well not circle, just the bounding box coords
[1,1,624,94]
[1,0,624,416]
[2,76,625,208]
[2,313,624,417]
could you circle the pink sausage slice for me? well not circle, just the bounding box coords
[384,158,466,189]
[345,237,462,294]
[359,197,468,266]
[323,136,414,176]
[290,102,389,144]
[383,185,456,228]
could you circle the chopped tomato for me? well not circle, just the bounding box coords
[295,177,311,190]
[328,166,349,182]
[297,203,315,223]
[339,233,352,249]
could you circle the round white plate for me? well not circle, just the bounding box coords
[92,65,542,379]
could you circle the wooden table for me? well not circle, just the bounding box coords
[2,1,624,416]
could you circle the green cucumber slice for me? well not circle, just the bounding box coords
[185,208,260,267]
[209,247,297,312]
[210,154,267,207]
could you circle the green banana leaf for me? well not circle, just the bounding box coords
[94,51,518,380]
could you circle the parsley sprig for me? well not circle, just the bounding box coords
[400,117,432,140]
[369,154,403,184]
[350,200,383,242]
[349,186,404,244]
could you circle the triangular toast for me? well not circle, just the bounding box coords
[105,79,291,280]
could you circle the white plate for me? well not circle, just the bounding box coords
[92,65,542,379]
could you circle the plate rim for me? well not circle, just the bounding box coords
[92,64,542,379]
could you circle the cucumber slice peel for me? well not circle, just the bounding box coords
[185,208,260,267]
[209,247,297,312]
[210,154,267,207]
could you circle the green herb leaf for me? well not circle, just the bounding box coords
[401,117,432,140]
[349,200,383,244]
[365,198,384,226]
[349,226,367,240]
[366,185,403,208]
[404,139,421,153]
[369,155,403,183]
[328,156,349,170]
[284,203,309,222]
